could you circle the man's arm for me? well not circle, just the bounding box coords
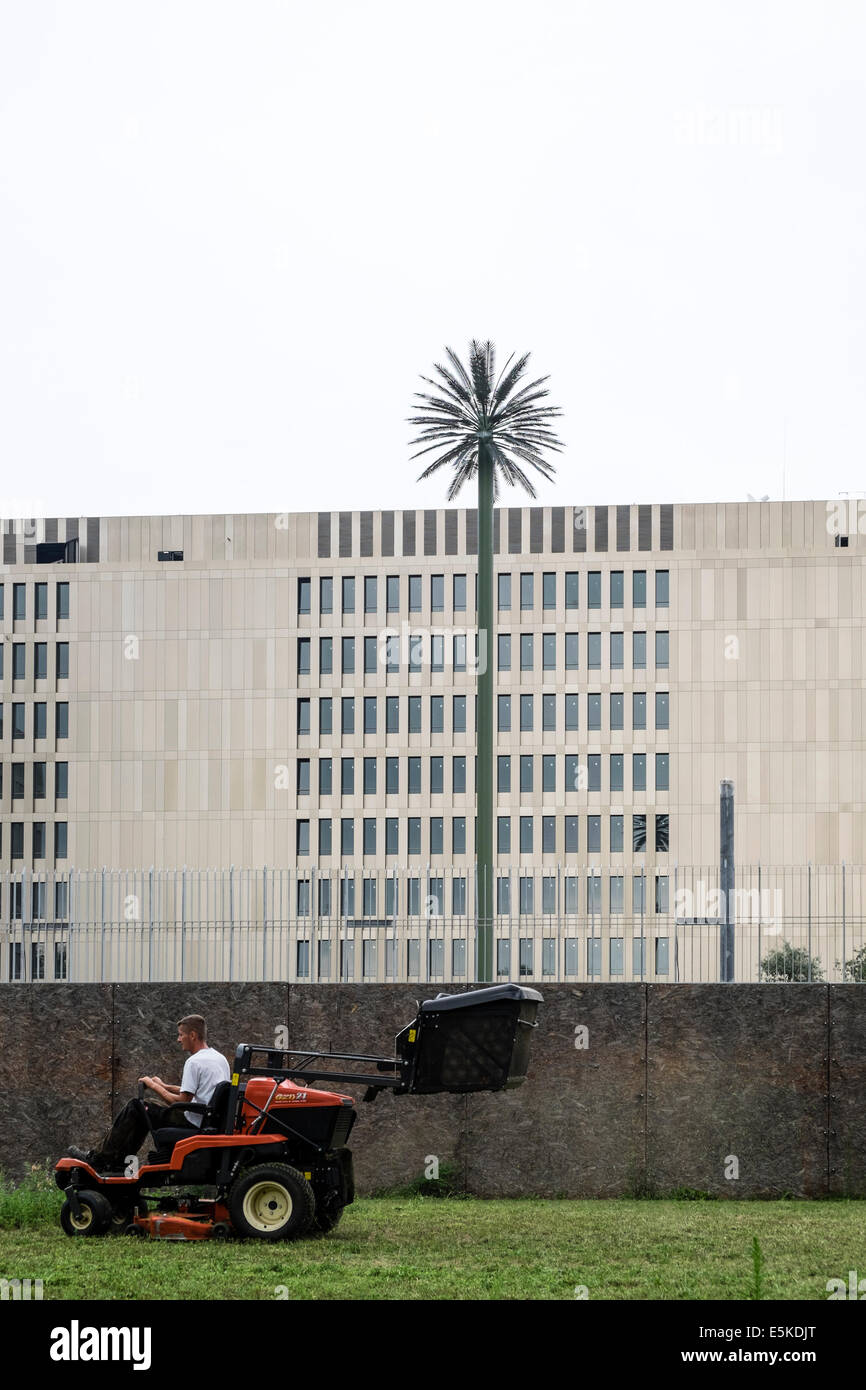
[140,1076,193,1106]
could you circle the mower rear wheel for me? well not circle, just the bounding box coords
[109,1198,148,1235]
[60,1190,113,1237]
[228,1163,315,1241]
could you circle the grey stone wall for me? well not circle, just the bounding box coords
[1,984,863,1197]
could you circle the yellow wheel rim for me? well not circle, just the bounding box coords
[69,1205,94,1231]
[242,1181,292,1232]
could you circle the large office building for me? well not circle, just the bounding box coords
[0,499,863,982]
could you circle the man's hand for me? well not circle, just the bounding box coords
[139,1075,154,1088]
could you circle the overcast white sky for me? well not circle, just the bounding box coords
[1,1,864,520]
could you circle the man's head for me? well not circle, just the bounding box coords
[177,1015,207,1053]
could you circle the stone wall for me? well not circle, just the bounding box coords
[1,984,863,1197]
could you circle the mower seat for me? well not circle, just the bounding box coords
[147,1081,234,1163]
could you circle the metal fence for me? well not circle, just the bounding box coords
[1,864,863,985]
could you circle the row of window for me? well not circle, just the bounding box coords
[0,642,70,680]
[298,753,671,797]
[8,941,69,981]
[290,871,673,918]
[3,822,68,860]
[0,762,68,799]
[5,879,69,920]
[0,582,70,621]
[298,629,670,675]
[295,811,670,858]
[297,692,668,737]
[298,570,670,616]
[0,703,69,740]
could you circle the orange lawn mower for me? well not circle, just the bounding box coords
[55,983,543,1242]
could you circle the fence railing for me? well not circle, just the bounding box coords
[1,865,863,984]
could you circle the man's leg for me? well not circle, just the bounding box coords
[88,1099,171,1170]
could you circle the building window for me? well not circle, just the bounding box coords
[497,755,511,793]
[12,763,25,799]
[14,583,26,620]
[386,756,399,794]
[364,696,377,734]
[497,634,511,671]
[633,570,646,607]
[342,576,355,614]
[298,698,311,735]
[565,633,579,670]
[498,573,511,610]
[588,572,601,608]
[57,582,70,619]
[610,814,624,853]
[431,695,444,733]
[36,582,49,619]
[542,633,556,670]
[37,703,50,738]
[342,636,355,674]
[655,570,670,608]
[586,815,601,854]
[430,756,444,794]
[655,631,670,668]
[385,817,399,855]
[565,694,578,731]
[297,638,311,675]
[13,703,25,739]
[408,632,423,672]
[453,755,466,794]
[319,758,333,795]
[520,694,533,731]
[542,693,556,731]
[633,813,647,851]
[453,695,466,733]
[542,815,555,853]
[587,755,601,792]
[656,875,670,913]
[520,633,534,670]
[588,693,601,730]
[520,573,534,609]
[341,818,354,856]
[319,819,332,855]
[633,754,646,792]
[497,816,511,854]
[453,574,467,611]
[320,636,333,674]
[364,575,377,613]
[386,696,399,733]
[13,644,25,680]
[341,697,354,734]
[565,815,579,854]
[610,876,624,915]
[386,575,399,611]
[633,692,646,730]
[610,754,623,792]
[409,695,422,734]
[363,818,376,855]
[319,697,332,735]
[33,821,47,859]
[498,695,511,732]
[633,632,646,669]
[409,575,422,612]
[543,572,556,608]
[610,571,624,607]
[320,576,333,614]
[656,813,669,852]
[431,574,444,612]
[453,816,466,855]
[565,754,580,789]
[587,633,601,668]
[430,817,444,855]
[520,755,533,794]
[453,633,466,671]
[298,577,311,614]
[296,820,310,855]
[408,757,421,794]
[543,755,556,792]
[297,759,311,794]
[565,572,579,608]
[364,636,378,674]
[341,757,354,795]
[519,815,533,853]
[656,691,669,729]
[610,632,623,668]
[610,692,623,729]
[656,753,670,792]
[35,761,48,798]
[408,818,421,855]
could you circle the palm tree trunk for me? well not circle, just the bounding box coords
[476,440,494,981]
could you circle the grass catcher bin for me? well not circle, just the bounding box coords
[395,983,543,1095]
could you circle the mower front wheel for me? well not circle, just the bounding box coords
[228,1163,315,1241]
[60,1190,113,1237]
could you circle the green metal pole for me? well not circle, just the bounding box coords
[476,439,494,981]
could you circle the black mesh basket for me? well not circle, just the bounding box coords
[397,983,543,1095]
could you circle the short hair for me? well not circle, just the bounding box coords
[177,1014,207,1042]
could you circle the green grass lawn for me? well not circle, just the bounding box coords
[2,1174,864,1300]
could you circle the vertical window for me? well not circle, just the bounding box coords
[35,582,48,619]
[319,697,333,735]
[409,695,422,733]
[498,634,511,671]
[13,703,26,738]
[633,754,646,792]
[655,631,670,668]
[498,695,511,731]
[56,582,70,619]
[610,814,624,853]
[543,693,556,730]
[453,573,467,611]
[56,822,69,860]
[655,570,670,607]
[408,818,421,855]
[14,583,26,619]
[452,755,466,793]
[33,822,46,859]
[319,637,333,674]
[297,638,311,674]
[319,758,333,794]
[542,633,556,670]
[565,815,579,853]
[564,694,578,731]
[520,755,533,794]
[431,634,444,671]
[409,575,422,611]
[656,692,669,729]
[610,571,624,607]
[341,636,355,674]
[587,815,601,853]
[363,818,376,855]
[385,633,399,673]
[542,572,556,608]
[408,632,423,672]
[364,575,377,613]
[385,817,399,855]
[386,696,399,733]
[497,816,511,854]
[341,756,355,794]
[13,644,25,680]
[12,764,25,799]
[565,572,579,608]
[588,572,601,608]
[565,633,579,669]
[297,759,311,794]
[610,692,623,729]
[520,694,533,731]
[386,575,399,612]
[408,757,421,794]
[633,814,647,851]
[320,576,333,613]
[453,633,466,671]
[656,753,670,792]
[610,632,623,668]
[587,633,601,668]
[565,754,580,789]
[296,820,310,855]
[430,574,444,611]
[35,761,48,798]
[610,754,623,792]
[431,695,444,733]
[520,573,534,609]
[319,819,332,855]
[37,641,49,678]
[341,818,354,856]
[453,695,466,733]
[543,755,556,792]
[39,703,51,738]
[364,636,377,673]
[633,632,646,668]
[655,813,669,852]
[364,696,377,734]
[452,816,466,855]
[610,877,624,916]
[633,570,646,607]
[342,576,355,613]
[542,815,556,852]
[520,634,534,670]
[655,876,670,914]
[587,755,601,792]
[633,692,646,729]
[297,577,311,613]
[497,755,511,793]
[341,697,354,734]
[519,815,533,853]
[498,573,511,610]
[587,693,601,730]
[385,756,399,793]
[429,755,445,795]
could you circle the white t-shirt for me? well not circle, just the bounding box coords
[180,1047,231,1126]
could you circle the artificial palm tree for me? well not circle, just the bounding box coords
[409,341,563,980]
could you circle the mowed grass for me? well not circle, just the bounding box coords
[1,1176,864,1300]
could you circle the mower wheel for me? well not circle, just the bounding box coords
[228,1163,315,1241]
[60,1190,113,1238]
[109,1199,148,1235]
